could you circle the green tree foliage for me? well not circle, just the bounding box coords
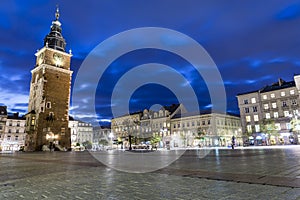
[99,139,108,146]
[195,128,206,140]
[260,119,279,144]
[150,135,161,146]
[82,141,92,150]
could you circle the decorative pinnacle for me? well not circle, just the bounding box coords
[55,5,60,20]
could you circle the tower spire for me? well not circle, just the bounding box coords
[43,6,66,52]
[55,5,60,21]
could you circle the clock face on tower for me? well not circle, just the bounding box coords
[53,53,64,66]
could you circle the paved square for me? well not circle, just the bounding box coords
[0,146,300,199]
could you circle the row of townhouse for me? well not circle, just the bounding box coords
[0,107,95,152]
[68,117,94,149]
[69,118,111,150]
[111,104,242,148]
[0,106,26,151]
[236,75,300,145]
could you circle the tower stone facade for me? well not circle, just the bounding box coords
[25,8,73,151]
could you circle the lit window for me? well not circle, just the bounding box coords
[290,90,295,95]
[283,110,290,117]
[281,91,285,97]
[244,99,248,104]
[254,115,259,122]
[272,102,277,109]
[61,128,65,135]
[251,98,256,104]
[266,113,271,119]
[274,112,279,118]
[247,125,252,133]
[264,104,269,109]
[244,107,250,113]
[286,123,291,130]
[271,93,275,98]
[263,95,267,100]
[293,110,299,115]
[275,123,281,130]
[253,106,258,112]
[246,116,251,122]
[255,124,260,132]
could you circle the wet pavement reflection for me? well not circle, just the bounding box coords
[0,146,299,199]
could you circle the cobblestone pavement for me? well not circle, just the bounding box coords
[0,146,299,200]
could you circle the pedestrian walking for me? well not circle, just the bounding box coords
[231,136,235,149]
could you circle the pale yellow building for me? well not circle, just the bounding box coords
[237,76,300,145]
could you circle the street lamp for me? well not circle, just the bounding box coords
[289,113,300,144]
[108,132,114,149]
[160,127,167,148]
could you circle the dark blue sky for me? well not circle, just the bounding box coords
[1,0,300,125]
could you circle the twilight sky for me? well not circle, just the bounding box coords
[1,0,300,125]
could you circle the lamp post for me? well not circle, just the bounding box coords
[108,132,114,149]
[160,127,167,148]
[289,113,300,144]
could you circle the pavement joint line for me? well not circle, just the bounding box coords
[153,168,300,188]
[258,175,266,179]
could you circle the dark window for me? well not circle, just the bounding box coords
[282,101,287,107]
[253,106,258,112]
[245,107,250,113]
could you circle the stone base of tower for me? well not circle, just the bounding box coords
[24,129,71,152]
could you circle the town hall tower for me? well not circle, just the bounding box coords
[25,8,73,151]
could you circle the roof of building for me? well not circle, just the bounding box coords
[172,110,240,119]
[236,90,259,96]
[237,78,296,96]
[112,110,143,119]
[163,104,180,114]
[259,79,295,93]
[7,112,25,120]
[93,125,111,130]
[0,106,7,115]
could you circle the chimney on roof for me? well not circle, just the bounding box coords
[13,112,19,118]
[278,78,285,86]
